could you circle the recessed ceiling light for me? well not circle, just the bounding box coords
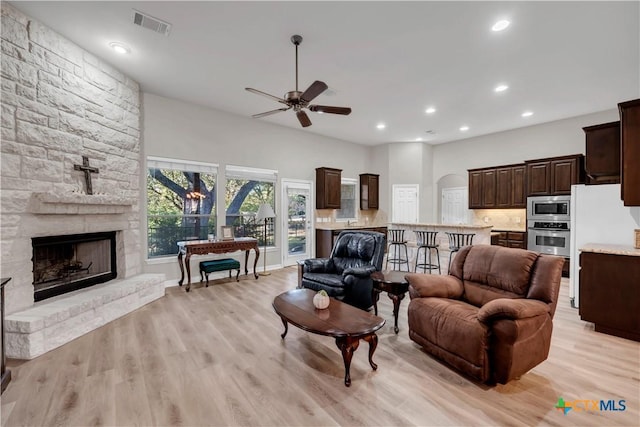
[415,137,423,142]
[425,107,436,114]
[492,20,510,32]
[460,126,469,132]
[494,84,509,92]
[376,123,386,130]
[109,42,130,54]
[521,111,534,117]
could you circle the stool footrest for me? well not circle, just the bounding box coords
[199,258,241,286]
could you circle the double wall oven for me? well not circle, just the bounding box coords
[527,195,571,257]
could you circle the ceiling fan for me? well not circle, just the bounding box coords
[245,35,352,128]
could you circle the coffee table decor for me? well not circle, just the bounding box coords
[313,290,330,309]
[273,289,385,386]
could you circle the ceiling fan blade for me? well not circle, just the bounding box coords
[252,107,291,118]
[309,105,352,115]
[300,80,328,103]
[245,87,288,105]
[296,110,312,127]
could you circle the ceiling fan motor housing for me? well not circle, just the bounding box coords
[285,91,303,104]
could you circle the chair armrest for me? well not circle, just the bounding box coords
[405,273,463,299]
[343,265,376,278]
[477,298,550,324]
[303,258,332,273]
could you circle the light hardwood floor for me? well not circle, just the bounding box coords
[2,267,638,426]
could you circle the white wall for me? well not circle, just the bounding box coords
[142,93,382,280]
[386,142,435,223]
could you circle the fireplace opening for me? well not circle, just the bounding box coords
[32,232,117,302]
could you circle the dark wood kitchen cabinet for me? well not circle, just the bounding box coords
[482,169,497,208]
[493,231,526,249]
[583,121,620,185]
[469,170,483,209]
[619,99,640,206]
[468,168,496,208]
[496,167,512,208]
[496,164,526,208]
[579,251,639,341]
[511,164,526,207]
[359,174,379,210]
[316,167,342,209]
[469,164,525,209]
[525,154,584,196]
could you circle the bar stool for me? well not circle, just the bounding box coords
[446,232,475,271]
[414,231,441,274]
[385,229,410,271]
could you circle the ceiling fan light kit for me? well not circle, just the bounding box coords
[245,34,351,128]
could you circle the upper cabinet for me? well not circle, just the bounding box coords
[525,154,584,196]
[359,174,379,210]
[619,99,640,206]
[316,167,342,209]
[468,164,525,209]
[583,122,621,185]
[468,170,483,209]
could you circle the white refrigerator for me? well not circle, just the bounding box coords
[569,183,640,307]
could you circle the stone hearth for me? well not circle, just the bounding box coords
[5,274,165,359]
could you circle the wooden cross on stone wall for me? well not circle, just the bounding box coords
[74,156,99,195]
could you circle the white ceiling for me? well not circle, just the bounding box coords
[10,1,640,146]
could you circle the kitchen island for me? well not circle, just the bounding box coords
[389,223,493,247]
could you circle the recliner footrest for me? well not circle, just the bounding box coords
[199,258,241,286]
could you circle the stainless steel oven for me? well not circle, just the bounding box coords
[527,195,571,222]
[527,220,570,257]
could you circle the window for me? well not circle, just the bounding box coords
[225,165,277,247]
[336,178,357,220]
[147,157,217,258]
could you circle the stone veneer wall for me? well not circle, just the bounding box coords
[0,3,142,314]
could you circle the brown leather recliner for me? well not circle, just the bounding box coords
[406,245,564,384]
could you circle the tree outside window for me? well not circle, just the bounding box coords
[147,162,217,258]
[225,179,275,246]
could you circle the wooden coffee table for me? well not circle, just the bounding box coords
[272,289,385,387]
[371,270,410,334]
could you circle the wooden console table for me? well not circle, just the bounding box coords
[177,238,260,291]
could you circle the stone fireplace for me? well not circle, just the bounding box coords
[1,4,165,359]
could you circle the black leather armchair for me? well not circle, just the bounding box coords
[297,230,386,310]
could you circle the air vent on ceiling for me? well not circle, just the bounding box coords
[132,9,171,36]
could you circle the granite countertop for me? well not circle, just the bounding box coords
[390,222,493,230]
[315,224,386,231]
[491,227,527,233]
[580,243,640,257]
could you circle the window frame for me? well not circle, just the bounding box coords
[336,178,358,221]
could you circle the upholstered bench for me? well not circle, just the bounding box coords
[199,258,241,286]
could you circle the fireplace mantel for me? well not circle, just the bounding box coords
[29,192,137,215]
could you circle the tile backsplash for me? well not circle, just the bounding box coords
[471,209,526,230]
[315,209,387,227]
